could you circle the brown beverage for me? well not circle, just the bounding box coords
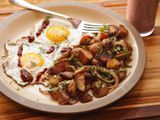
[127,0,159,37]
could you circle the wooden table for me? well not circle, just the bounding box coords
[0,0,160,120]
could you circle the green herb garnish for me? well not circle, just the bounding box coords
[99,24,109,32]
[119,68,127,72]
[48,87,59,92]
[126,64,132,68]
[95,81,101,88]
[31,61,37,67]
[108,50,112,55]
[114,45,123,52]
[45,15,52,20]
[16,88,20,91]
[24,43,30,47]
[39,47,46,54]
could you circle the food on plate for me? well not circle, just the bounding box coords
[3,16,82,86]
[2,16,132,105]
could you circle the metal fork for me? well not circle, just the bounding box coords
[9,0,104,33]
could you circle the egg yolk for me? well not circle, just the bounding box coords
[46,26,70,43]
[20,52,44,69]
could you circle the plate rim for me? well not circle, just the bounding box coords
[0,1,146,113]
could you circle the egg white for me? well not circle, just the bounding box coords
[33,18,82,45]
[3,17,83,86]
[4,39,55,86]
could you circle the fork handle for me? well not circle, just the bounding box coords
[8,0,70,19]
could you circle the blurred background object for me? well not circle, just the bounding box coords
[127,0,159,37]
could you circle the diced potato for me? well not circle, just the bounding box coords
[117,25,128,38]
[118,71,127,82]
[89,38,97,45]
[115,51,131,60]
[48,59,70,75]
[89,42,103,55]
[79,93,93,103]
[60,71,74,80]
[92,81,109,98]
[97,32,109,40]
[48,75,62,86]
[80,35,93,45]
[74,67,86,77]
[108,25,119,37]
[79,49,93,65]
[101,38,112,49]
[68,80,77,97]
[76,75,86,92]
[49,90,70,105]
[107,59,120,69]
[72,48,93,65]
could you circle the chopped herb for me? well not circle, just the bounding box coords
[93,33,98,36]
[101,82,106,88]
[34,41,40,44]
[108,50,112,55]
[16,88,20,91]
[95,81,101,88]
[44,76,49,80]
[58,80,71,90]
[39,47,46,54]
[68,65,76,71]
[24,43,30,47]
[114,45,123,52]
[124,49,129,54]
[62,35,68,40]
[45,15,52,20]
[54,43,59,48]
[30,31,33,35]
[86,38,91,43]
[65,80,71,85]
[58,82,65,90]
[126,64,132,68]
[119,68,126,72]
[99,24,109,32]
[31,61,37,67]
[48,87,59,92]
[9,81,13,85]
[109,36,116,41]
[41,29,45,33]
[76,44,83,48]
[116,46,122,51]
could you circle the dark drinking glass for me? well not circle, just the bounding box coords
[127,0,159,37]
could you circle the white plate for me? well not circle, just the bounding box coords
[0,1,145,113]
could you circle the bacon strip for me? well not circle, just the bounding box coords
[47,46,55,54]
[20,69,33,82]
[17,44,23,67]
[27,36,35,43]
[17,44,23,57]
[36,19,49,37]
[18,58,22,67]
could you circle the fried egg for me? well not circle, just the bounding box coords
[4,39,54,86]
[33,17,81,45]
[3,17,82,86]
